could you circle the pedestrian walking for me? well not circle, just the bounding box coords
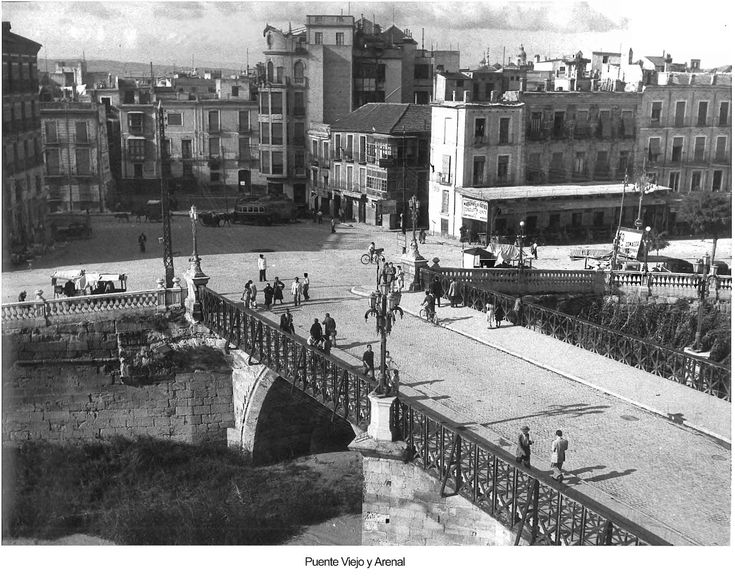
[308,318,323,347]
[551,430,569,481]
[447,278,459,307]
[291,277,302,306]
[388,369,400,396]
[330,217,336,233]
[257,254,268,282]
[317,210,323,224]
[18,291,27,302]
[516,425,533,468]
[510,297,522,326]
[263,282,274,310]
[321,334,332,354]
[273,277,285,305]
[138,232,147,253]
[362,344,375,379]
[419,229,426,244]
[531,242,538,259]
[250,282,258,309]
[279,308,294,334]
[430,276,444,307]
[494,302,504,328]
[396,266,405,291]
[240,280,253,309]
[323,313,337,346]
[485,302,495,328]
[302,272,310,301]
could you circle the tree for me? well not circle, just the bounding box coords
[649,229,670,256]
[677,190,732,265]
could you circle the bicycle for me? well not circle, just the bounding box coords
[360,248,384,265]
[418,306,440,326]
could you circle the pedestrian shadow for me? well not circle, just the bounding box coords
[667,412,687,425]
[482,403,612,426]
[339,340,379,349]
[565,465,606,476]
[584,468,637,483]
[438,316,474,324]
[406,379,445,387]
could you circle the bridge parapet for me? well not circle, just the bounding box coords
[1,280,186,330]
[421,269,731,401]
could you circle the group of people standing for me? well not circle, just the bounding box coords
[515,425,569,481]
[240,254,313,311]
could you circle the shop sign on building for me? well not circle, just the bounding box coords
[462,197,488,222]
[618,227,644,259]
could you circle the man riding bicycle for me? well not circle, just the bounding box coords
[421,290,436,321]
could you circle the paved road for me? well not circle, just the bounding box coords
[2,216,730,545]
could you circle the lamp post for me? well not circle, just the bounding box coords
[643,226,651,272]
[188,204,203,276]
[517,220,526,270]
[364,281,404,397]
[633,171,655,230]
[610,174,629,277]
[409,195,420,245]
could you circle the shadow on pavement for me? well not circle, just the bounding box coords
[585,468,637,483]
[482,402,613,426]
[566,465,607,475]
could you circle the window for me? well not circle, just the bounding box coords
[323,141,329,162]
[266,62,274,83]
[133,163,143,179]
[697,101,708,126]
[46,148,60,174]
[529,112,542,138]
[497,155,509,183]
[276,67,284,83]
[346,165,353,188]
[553,111,565,137]
[75,149,90,174]
[359,135,366,162]
[441,154,452,184]
[75,121,88,144]
[668,172,680,193]
[672,137,684,162]
[182,139,192,159]
[271,93,283,114]
[499,118,510,145]
[598,110,612,138]
[474,118,485,139]
[334,134,342,159]
[272,151,283,174]
[694,136,706,161]
[260,151,270,174]
[238,110,249,132]
[123,91,135,104]
[648,137,661,162]
[210,171,220,183]
[239,137,250,160]
[295,150,305,171]
[314,32,323,45]
[128,112,143,134]
[208,110,220,132]
[691,171,702,191]
[271,123,283,145]
[472,156,485,186]
[719,101,729,126]
[651,101,662,123]
[231,86,240,97]
[294,61,305,82]
[294,92,305,115]
[209,136,220,157]
[336,32,344,45]
[414,64,431,79]
[365,169,387,192]
[167,113,183,126]
[45,121,57,142]
[712,170,723,191]
[441,190,450,214]
[260,122,270,144]
[715,136,727,161]
[573,152,586,175]
[128,139,145,161]
[443,117,452,144]
[294,122,305,146]
[571,213,582,228]
[674,101,686,127]
[549,152,565,182]
[621,110,635,137]
[259,92,269,114]
[618,150,631,173]
[594,151,608,177]
[593,211,604,226]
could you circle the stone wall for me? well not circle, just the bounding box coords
[361,454,518,546]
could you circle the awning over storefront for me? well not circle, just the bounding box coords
[457,182,670,202]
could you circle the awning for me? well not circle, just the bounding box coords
[458,182,671,202]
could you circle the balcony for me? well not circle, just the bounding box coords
[378,157,394,168]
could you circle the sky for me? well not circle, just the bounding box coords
[1,0,732,72]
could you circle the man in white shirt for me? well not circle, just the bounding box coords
[257,254,267,282]
[291,277,302,306]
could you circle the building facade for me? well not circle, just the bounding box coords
[41,101,113,212]
[327,103,431,227]
[2,21,46,258]
[428,98,525,239]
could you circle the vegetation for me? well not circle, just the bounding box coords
[3,437,362,545]
[535,294,730,365]
[677,190,732,263]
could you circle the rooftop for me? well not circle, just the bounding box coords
[330,103,431,134]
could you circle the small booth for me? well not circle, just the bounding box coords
[463,247,496,269]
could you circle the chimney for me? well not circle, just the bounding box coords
[519,78,526,93]
[463,90,471,102]
[689,74,696,85]
[535,54,540,63]
[690,59,700,71]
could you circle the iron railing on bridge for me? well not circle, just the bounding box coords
[199,287,668,545]
[421,269,731,401]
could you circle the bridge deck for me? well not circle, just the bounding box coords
[228,283,729,546]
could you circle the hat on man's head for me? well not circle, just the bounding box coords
[521,425,530,432]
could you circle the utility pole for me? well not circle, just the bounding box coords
[157,100,174,287]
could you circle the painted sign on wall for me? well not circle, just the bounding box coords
[462,197,488,222]
[618,227,643,259]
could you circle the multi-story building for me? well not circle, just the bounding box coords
[41,101,113,212]
[2,21,46,258]
[327,103,431,227]
[639,72,731,198]
[428,97,525,239]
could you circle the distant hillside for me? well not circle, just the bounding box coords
[38,58,243,78]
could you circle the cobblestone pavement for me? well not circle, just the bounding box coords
[1,216,730,545]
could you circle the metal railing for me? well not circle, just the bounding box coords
[394,401,666,545]
[199,287,373,429]
[199,287,670,545]
[421,270,731,401]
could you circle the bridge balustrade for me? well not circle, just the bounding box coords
[394,401,665,545]
[430,267,606,295]
[422,269,730,401]
[199,287,670,545]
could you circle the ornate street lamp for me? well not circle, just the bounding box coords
[517,220,526,270]
[409,195,420,246]
[188,204,204,276]
[364,281,404,397]
[643,226,652,272]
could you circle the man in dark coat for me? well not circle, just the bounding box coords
[279,309,294,334]
[263,283,274,310]
[516,425,533,468]
[430,276,443,307]
[309,318,323,346]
